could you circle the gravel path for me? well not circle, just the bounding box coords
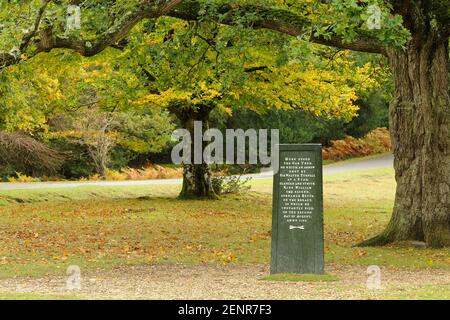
[1,263,448,299]
[0,155,394,191]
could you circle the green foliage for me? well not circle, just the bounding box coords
[212,174,252,195]
[0,61,59,132]
[123,16,380,122]
[47,138,94,179]
[0,41,175,179]
[346,94,389,138]
[225,93,389,147]
[217,48,392,146]
[0,0,400,180]
[115,110,175,154]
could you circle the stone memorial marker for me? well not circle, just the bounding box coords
[270,144,324,274]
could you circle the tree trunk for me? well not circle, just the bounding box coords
[180,162,217,199]
[172,105,218,199]
[359,33,450,248]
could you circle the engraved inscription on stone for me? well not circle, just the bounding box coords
[271,144,324,274]
[279,155,316,229]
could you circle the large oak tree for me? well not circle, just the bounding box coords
[122,16,376,199]
[0,0,449,247]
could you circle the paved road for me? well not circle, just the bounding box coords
[0,154,393,191]
[322,153,394,174]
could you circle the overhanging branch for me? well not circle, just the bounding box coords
[0,0,182,68]
[168,1,387,55]
[0,0,52,69]
[40,1,182,56]
[310,35,386,55]
[1,0,387,70]
[20,0,52,52]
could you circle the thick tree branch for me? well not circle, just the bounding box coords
[310,35,387,55]
[0,51,21,69]
[40,0,183,56]
[168,1,387,55]
[0,0,51,69]
[244,66,268,73]
[1,0,388,70]
[0,0,182,68]
[20,0,52,52]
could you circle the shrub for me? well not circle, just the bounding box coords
[104,169,127,181]
[8,172,41,183]
[0,131,64,178]
[322,127,391,160]
[122,165,182,180]
[87,165,183,181]
[212,174,252,195]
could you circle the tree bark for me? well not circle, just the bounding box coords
[359,32,450,248]
[180,162,217,199]
[171,105,218,199]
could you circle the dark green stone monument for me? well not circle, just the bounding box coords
[270,144,324,274]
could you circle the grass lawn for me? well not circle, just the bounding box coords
[0,164,448,299]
